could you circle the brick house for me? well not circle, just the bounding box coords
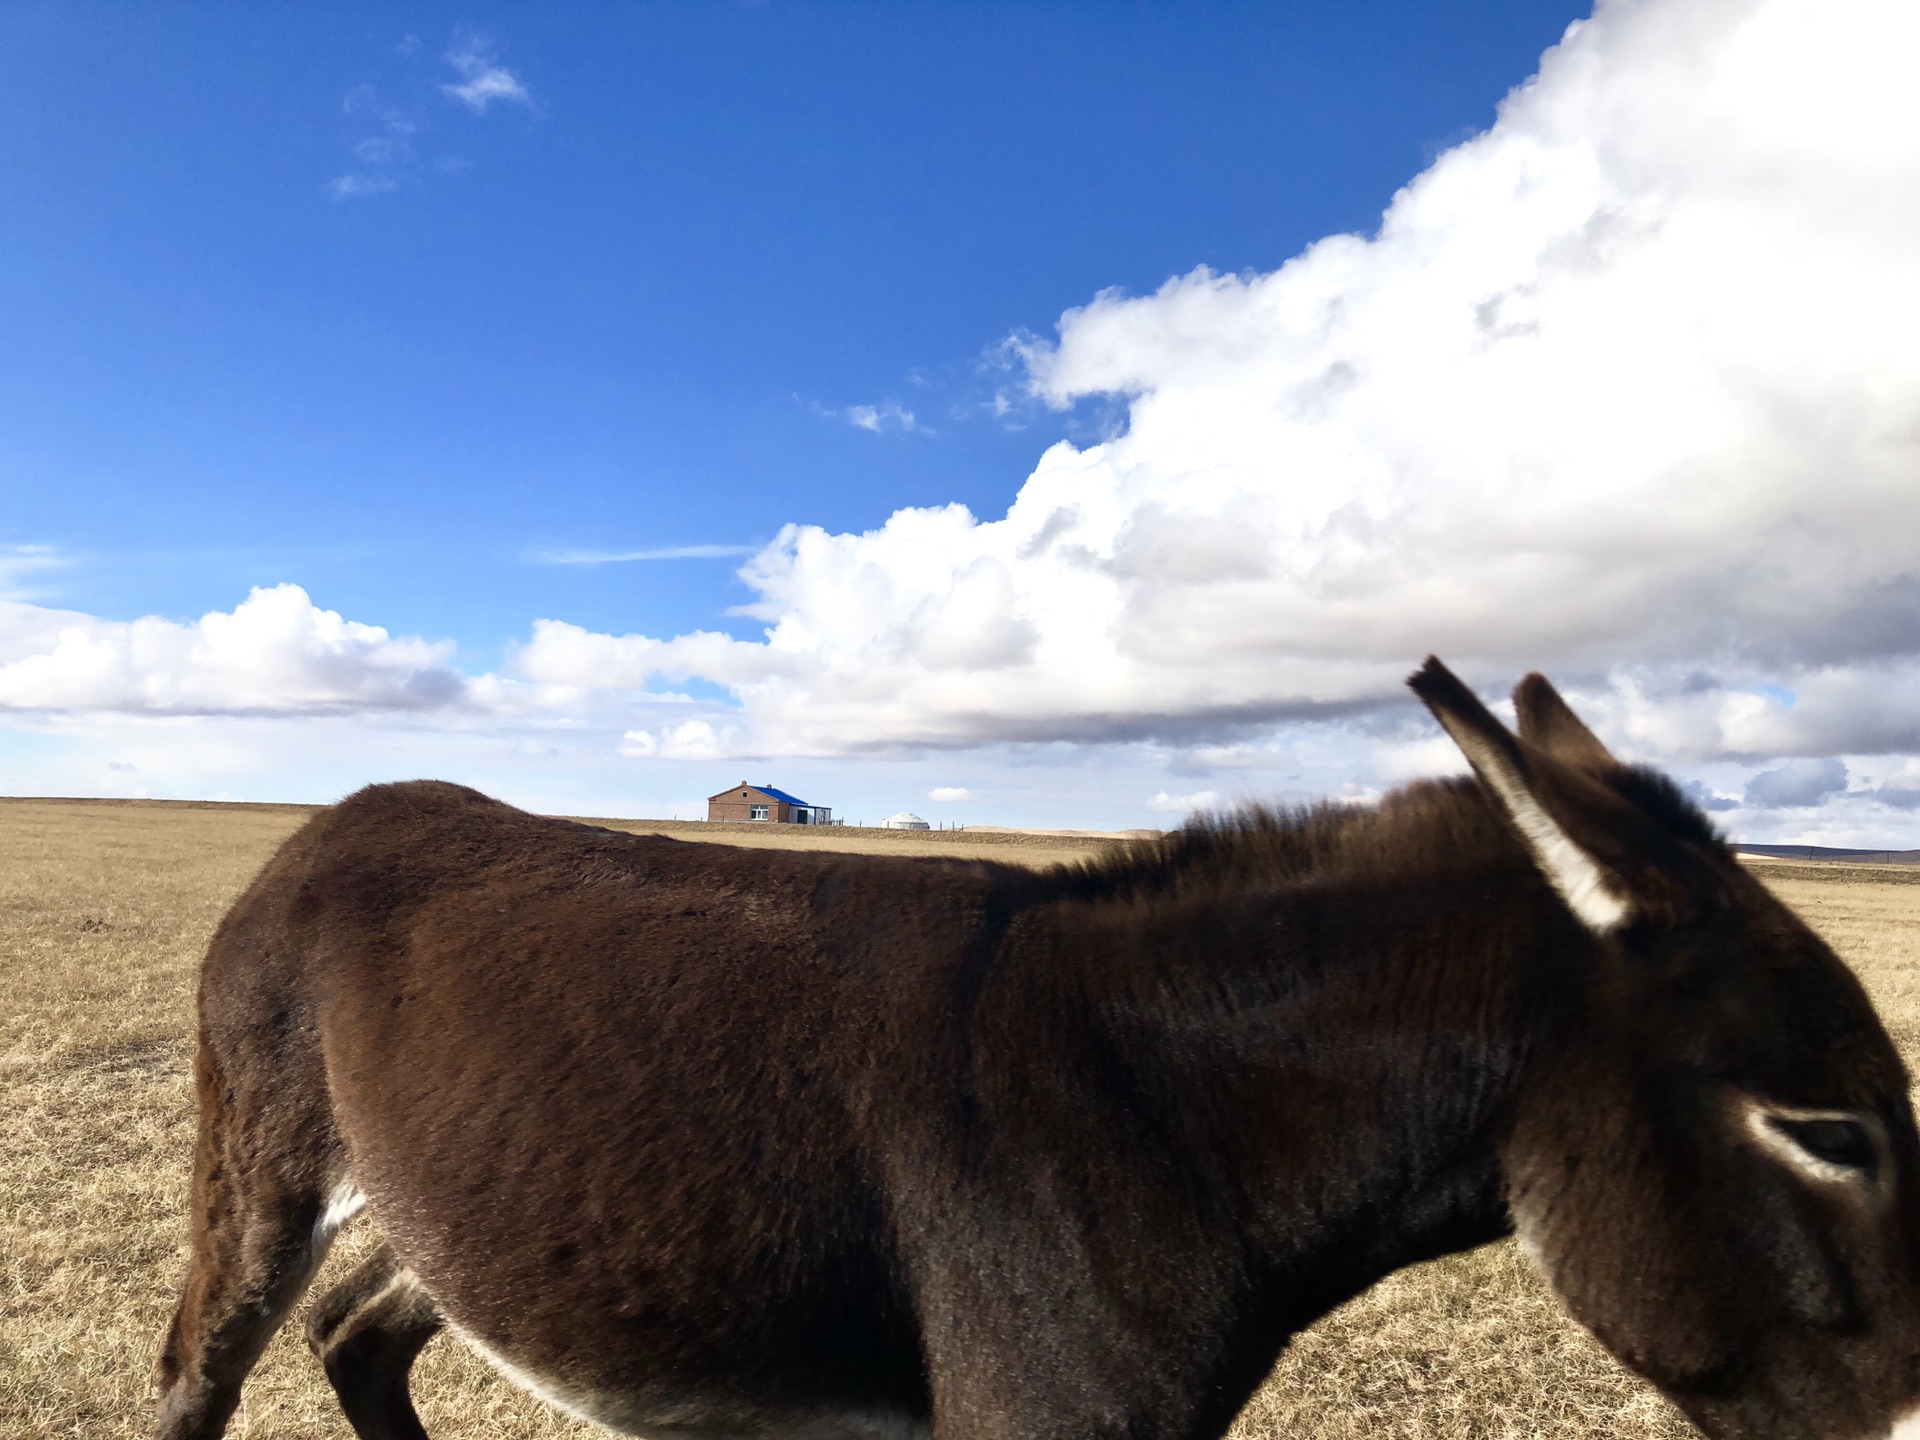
[706,783,833,826]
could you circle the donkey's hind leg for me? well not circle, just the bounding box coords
[154,1167,334,1439]
[155,1047,345,1440]
[305,1244,444,1440]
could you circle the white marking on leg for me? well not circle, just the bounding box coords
[1510,1205,1549,1275]
[355,1263,424,1318]
[1887,1406,1920,1440]
[312,1180,365,1249]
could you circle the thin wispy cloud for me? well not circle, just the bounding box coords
[328,84,416,199]
[811,399,931,436]
[846,401,923,434]
[532,545,759,565]
[442,36,533,114]
[327,32,534,199]
[0,544,66,602]
[327,172,399,200]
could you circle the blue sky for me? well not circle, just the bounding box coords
[3,2,1580,648]
[6,0,1920,839]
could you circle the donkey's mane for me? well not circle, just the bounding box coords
[1603,765,1727,851]
[1061,777,1483,903]
[1063,762,1727,905]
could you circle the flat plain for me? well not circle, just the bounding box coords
[3,798,1916,1439]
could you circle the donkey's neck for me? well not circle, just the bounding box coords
[1020,795,1579,1295]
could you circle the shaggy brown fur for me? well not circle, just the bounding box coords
[156,662,1920,1440]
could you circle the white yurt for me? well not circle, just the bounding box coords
[881,811,930,830]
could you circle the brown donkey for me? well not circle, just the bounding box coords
[157,660,1920,1440]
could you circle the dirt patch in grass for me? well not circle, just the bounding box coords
[3,800,1916,1438]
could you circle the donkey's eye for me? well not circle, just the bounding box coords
[1770,1117,1878,1177]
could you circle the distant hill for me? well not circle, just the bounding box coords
[1736,843,1920,865]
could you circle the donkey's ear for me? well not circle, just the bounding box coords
[1513,673,1617,771]
[1409,657,1631,934]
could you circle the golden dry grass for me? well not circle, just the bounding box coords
[584,815,1128,871]
[2,800,1916,1439]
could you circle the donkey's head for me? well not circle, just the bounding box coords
[1411,658,1920,1440]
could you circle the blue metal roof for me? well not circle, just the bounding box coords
[752,784,813,807]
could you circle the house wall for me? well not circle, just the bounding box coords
[706,785,792,822]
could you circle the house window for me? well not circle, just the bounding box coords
[749,804,769,820]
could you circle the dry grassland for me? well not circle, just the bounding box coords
[586,815,1129,871]
[2,799,1916,1439]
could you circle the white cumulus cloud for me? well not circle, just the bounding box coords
[510,0,1920,773]
[618,721,729,761]
[0,584,464,715]
[1147,789,1221,816]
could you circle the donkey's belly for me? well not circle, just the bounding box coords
[446,1312,930,1440]
[353,1175,929,1440]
